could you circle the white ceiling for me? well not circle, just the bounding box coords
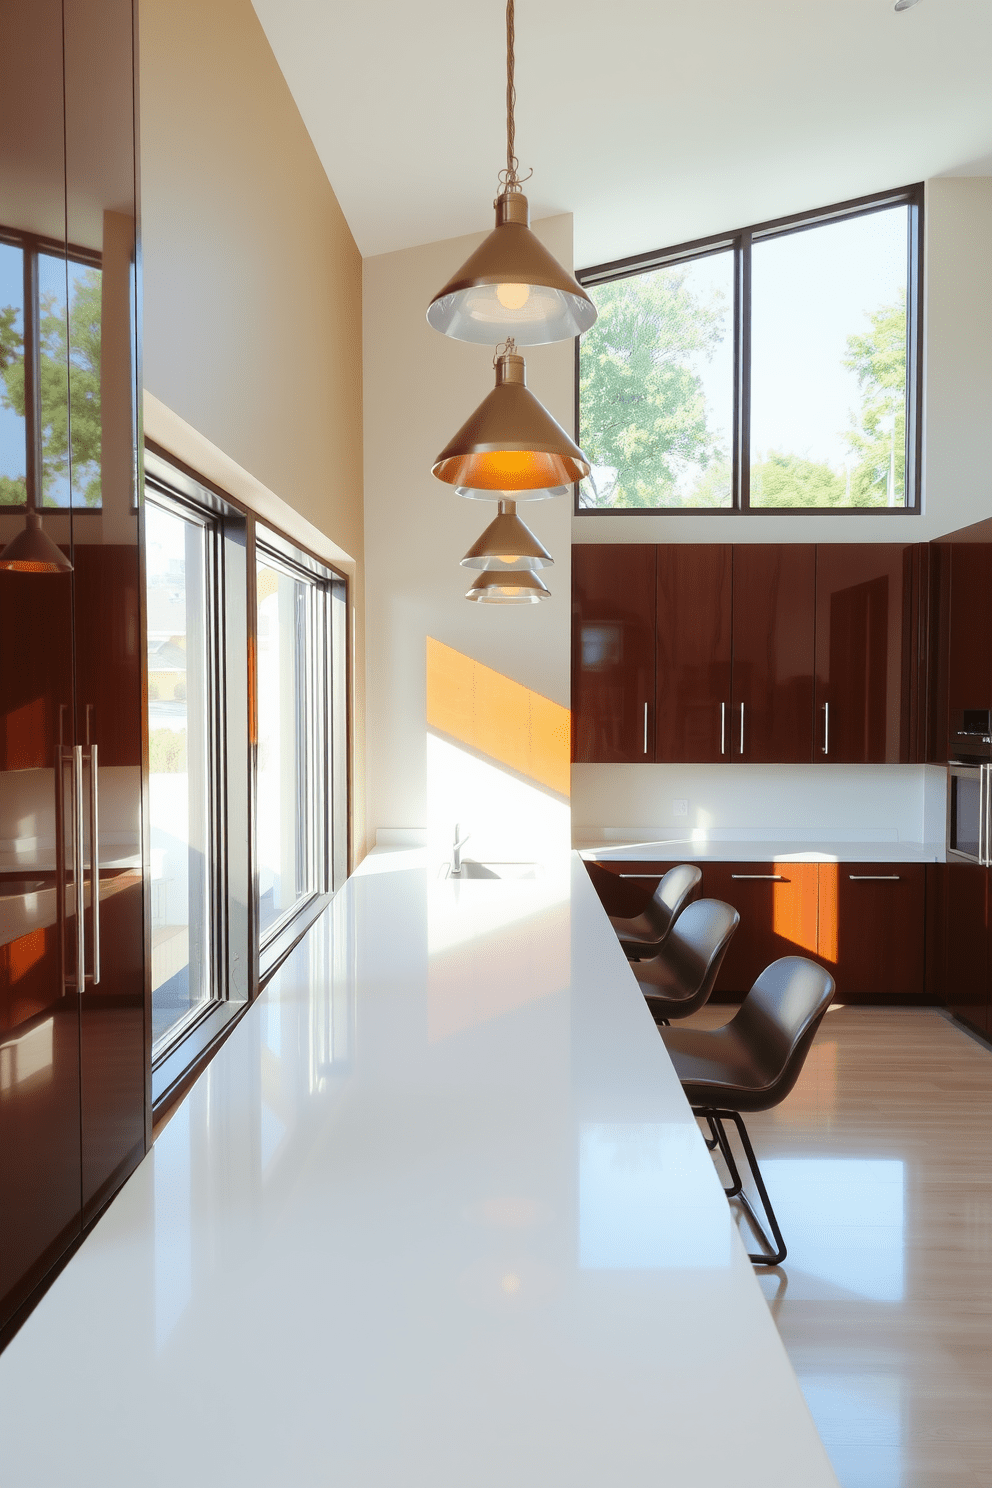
[251,0,992,269]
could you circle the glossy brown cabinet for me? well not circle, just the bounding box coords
[731,545,816,763]
[704,862,819,992]
[572,545,657,763]
[943,861,989,1036]
[655,545,732,763]
[814,545,921,764]
[818,862,925,999]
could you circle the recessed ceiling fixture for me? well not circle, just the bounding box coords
[460,498,553,571]
[0,509,72,573]
[426,0,596,346]
[432,341,589,495]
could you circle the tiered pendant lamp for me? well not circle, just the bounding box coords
[427,0,596,604]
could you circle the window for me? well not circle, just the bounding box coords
[576,185,923,514]
[0,229,103,510]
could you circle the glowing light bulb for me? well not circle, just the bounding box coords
[496,554,521,564]
[496,282,531,310]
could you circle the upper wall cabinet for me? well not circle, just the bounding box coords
[814,544,922,764]
[572,542,927,766]
[572,545,656,763]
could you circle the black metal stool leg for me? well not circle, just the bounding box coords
[695,1107,787,1267]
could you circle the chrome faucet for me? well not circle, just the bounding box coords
[452,823,470,874]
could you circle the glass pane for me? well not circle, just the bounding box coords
[146,498,212,1053]
[66,258,102,508]
[750,207,909,509]
[0,242,27,505]
[38,250,71,508]
[257,559,314,936]
[579,251,734,509]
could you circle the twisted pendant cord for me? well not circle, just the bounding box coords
[506,0,517,187]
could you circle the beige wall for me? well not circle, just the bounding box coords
[138,0,366,857]
[362,217,575,842]
[572,176,992,547]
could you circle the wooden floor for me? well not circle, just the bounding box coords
[684,1004,992,1488]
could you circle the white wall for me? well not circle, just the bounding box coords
[363,217,574,842]
[572,176,992,548]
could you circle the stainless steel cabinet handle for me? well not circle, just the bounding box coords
[823,702,829,756]
[55,745,69,994]
[731,873,785,880]
[87,744,100,986]
[848,874,900,881]
[619,873,667,879]
[739,702,745,755]
[73,744,85,991]
[643,701,648,755]
[720,702,726,756]
[982,764,992,868]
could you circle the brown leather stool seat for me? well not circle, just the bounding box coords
[634,899,740,1022]
[609,862,702,959]
[661,956,836,1265]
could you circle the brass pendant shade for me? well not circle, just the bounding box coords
[460,499,552,571]
[427,193,596,347]
[465,568,550,604]
[432,348,589,493]
[0,510,72,573]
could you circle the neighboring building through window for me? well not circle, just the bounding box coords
[576,185,923,514]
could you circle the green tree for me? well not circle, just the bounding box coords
[844,290,906,507]
[579,268,728,508]
[749,451,846,509]
[0,266,102,507]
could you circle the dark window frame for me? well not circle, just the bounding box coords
[574,183,925,517]
[0,223,103,513]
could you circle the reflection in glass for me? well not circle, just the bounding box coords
[578,251,733,509]
[37,251,70,508]
[146,497,212,1053]
[65,258,102,507]
[0,241,27,504]
[750,207,909,509]
[256,556,323,937]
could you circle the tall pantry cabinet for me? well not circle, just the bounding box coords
[0,0,145,1341]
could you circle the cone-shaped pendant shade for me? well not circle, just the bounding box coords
[433,349,589,493]
[465,568,550,604]
[461,500,553,571]
[0,510,72,573]
[428,193,596,347]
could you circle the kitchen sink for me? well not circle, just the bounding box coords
[441,861,541,880]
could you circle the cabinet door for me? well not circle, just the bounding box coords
[818,863,925,999]
[943,861,989,1035]
[731,546,815,763]
[814,545,917,764]
[572,545,656,763]
[583,861,669,919]
[656,545,732,763]
[947,542,992,737]
[702,862,819,993]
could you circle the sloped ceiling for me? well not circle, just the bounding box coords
[251,0,992,268]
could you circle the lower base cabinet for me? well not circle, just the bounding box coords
[943,860,989,1037]
[587,858,926,1000]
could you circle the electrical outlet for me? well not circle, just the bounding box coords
[673,799,688,817]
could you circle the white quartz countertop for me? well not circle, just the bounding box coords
[0,854,837,1488]
[578,837,944,864]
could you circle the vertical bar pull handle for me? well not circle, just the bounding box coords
[982,764,991,868]
[739,702,745,756]
[822,702,830,756]
[87,744,100,985]
[720,702,726,756]
[73,744,85,991]
[643,701,648,756]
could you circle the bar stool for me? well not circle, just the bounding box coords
[609,863,702,959]
[660,956,836,1265]
[633,899,740,1023]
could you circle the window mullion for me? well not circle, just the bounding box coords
[22,246,41,512]
[737,229,752,513]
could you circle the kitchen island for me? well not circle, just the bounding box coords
[0,853,837,1487]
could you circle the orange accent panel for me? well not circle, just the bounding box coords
[817,862,839,964]
[426,637,570,798]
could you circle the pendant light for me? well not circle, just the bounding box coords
[0,509,72,573]
[426,0,596,347]
[432,341,589,495]
[465,569,550,604]
[460,499,552,571]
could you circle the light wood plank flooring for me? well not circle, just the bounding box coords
[683,1005,992,1488]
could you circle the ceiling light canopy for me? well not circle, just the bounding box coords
[465,569,551,604]
[0,510,72,573]
[426,0,596,347]
[432,343,589,493]
[460,499,553,571]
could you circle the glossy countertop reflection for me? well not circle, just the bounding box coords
[0,854,837,1487]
